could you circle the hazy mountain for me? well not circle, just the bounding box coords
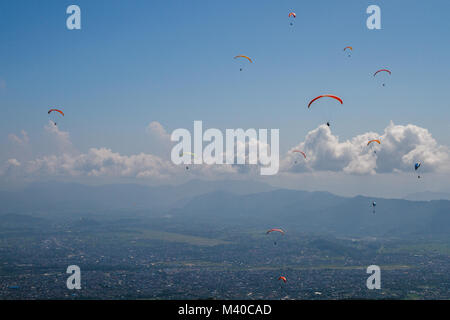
[0,179,275,214]
[167,189,450,238]
[404,191,450,201]
[1,181,449,239]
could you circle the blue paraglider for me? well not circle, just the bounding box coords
[415,162,422,178]
[371,201,376,214]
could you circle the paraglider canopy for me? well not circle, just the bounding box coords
[181,152,196,157]
[266,228,285,235]
[48,108,64,126]
[267,228,284,245]
[234,55,253,71]
[180,152,197,171]
[307,95,343,128]
[307,95,343,109]
[288,12,296,25]
[292,150,306,159]
[278,276,287,283]
[415,162,422,178]
[48,109,64,116]
[373,69,391,77]
[374,69,391,87]
[234,55,253,63]
[343,46,353,57]
[367,139,381,146]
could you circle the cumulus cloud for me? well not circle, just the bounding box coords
[8,130,29,145]
[282,122,450,175]
[14,147,239,181]
[0,158,21,176]
[1,121,245,181]
[145,121,175,158]
[228,136,274,175]
[146,121,171,143]
[7,159,21,167]
[25,148,179,180]
[2,121,449,182]
[44,121,76,154]
[376,122,450,173]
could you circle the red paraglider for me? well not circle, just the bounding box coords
[307,95,343,109]
[48,108,64,126]
[266,228,285,235]
[373,69,391,77]
[292,150,306,159]
[48,109,64,116]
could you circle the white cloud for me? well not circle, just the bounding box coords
[44,121,76,154]
[7,159,21,167]
[146,121,172,145]
[1,122,245,181]
[19,147,239,180]
[0,158,21,176]
[282,122,450,175]
[376,122,450,173]
[25,148,178,179]
[2,121,449,183]
[8,130,29,145]
[145,121,175,158]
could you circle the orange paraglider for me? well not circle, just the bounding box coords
[343,46,353,57]
[234,55,253,63]
[367,139,381,154]
[367,139,381,146]
[234,55,253,71]
[288,12,296,26]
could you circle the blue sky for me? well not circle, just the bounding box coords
[1,1,450,194]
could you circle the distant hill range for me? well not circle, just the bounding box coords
[166,189,450,238]
[1,180,449,238]
[0,179,275,213]
[404,191,450,201]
